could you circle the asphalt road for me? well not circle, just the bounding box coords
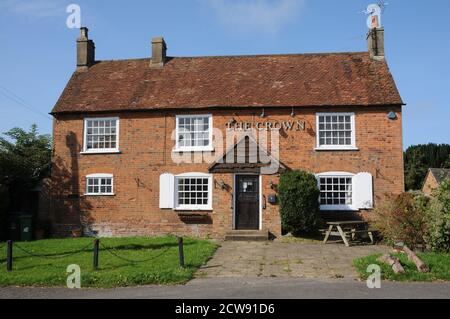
[1,278,450,299]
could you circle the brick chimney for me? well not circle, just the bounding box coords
[150,37,167,68]
[77,27,95,71]
[367,27,385,60]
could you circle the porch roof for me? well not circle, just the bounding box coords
[208,135,289,175]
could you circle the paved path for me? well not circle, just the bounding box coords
[2,241,449,299]
[1,278,449,299]
[196,241,390,280]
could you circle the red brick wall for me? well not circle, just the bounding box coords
[422,174,438,196]
[50,106,404,238]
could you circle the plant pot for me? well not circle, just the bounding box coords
[71,228,82,238]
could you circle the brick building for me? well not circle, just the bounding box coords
[49,27,404,239]
[422,168,450,196]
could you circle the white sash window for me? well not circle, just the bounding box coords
[175,115,213,152]
[316,172,373,211]
[316,113,357,150]
[83,117,120,153]
[159,172,213,211]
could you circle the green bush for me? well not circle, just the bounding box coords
[278,170,321,235]
[373,192,429,249]
[426,180,450,252]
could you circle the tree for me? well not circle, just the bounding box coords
[404,144,450,190]
[426,180,450,252]
[0,125,52,189]
[0,125,51,238]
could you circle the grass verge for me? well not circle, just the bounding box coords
[354,252,450,282]
[0,236,218,288]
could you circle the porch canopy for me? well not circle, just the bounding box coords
[208,136,288,175]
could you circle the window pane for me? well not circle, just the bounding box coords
[177,116,211,149]
[319,176,352,206]
[87,177,113,194]
[318,114,353,146]
[85,118,118,150]
[177,176,210,207]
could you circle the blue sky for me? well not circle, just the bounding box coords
[0,0,449,148]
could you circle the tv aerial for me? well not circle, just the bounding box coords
[362,1,389,29]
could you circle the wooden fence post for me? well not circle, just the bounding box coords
[178,237,185,268]
[6,240,13,272]
[93,239,99,270]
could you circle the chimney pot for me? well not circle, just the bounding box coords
[367,27,385,60]
[77,27,95,71]
[150,37,167,68]
[79,27,89,40]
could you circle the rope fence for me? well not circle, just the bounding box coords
[4,237,186,271]
[99,242,172,264]
[14,242,93,260]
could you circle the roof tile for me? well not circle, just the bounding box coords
[52,52,403,114]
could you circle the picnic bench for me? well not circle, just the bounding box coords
[322,221,376,247]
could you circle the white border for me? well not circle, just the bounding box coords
[85,173,115,196]
[173,114,214,152]
[82,117,120,154]
[233,174,262,231]
[174,172,213,211]
[315,113,358,151]
[315,172,357,211]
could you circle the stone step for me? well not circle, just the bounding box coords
[225,230,269,241]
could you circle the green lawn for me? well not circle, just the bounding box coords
[354,252,450,282]
[0,236,218,288]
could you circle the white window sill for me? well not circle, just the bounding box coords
[315,147,359,152]
[174,207,213,212]
[81,150,121,155]
[84,194,116,197]
[172,147,215,153]
[320,205,358,211]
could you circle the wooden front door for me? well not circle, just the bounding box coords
[235,175,260,230]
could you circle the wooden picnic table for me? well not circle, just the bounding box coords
[323,221,374,247]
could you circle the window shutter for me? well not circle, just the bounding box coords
[353,172,373,209]
[159,173,175,209]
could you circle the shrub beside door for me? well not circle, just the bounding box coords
[278,170,321,235]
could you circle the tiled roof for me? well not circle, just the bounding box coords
[52,52,403,114]
[430,168,450,183]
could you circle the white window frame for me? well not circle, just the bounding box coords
[82,117,120,154]
[174,114,213,152]
[315,113,357,151]
[85,173,115,196]
[316,172,357,211]
[174,172,213,211]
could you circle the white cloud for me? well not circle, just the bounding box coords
[0,0,65,19]
[201,0,305,34]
